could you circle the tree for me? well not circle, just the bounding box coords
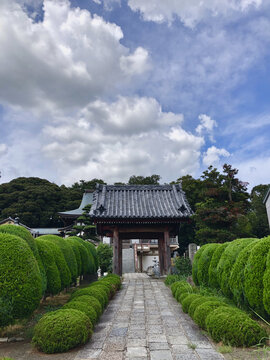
[128,174,161,185]
[68,205,98,242]
[96,244,113,275]
[248,184,270,238]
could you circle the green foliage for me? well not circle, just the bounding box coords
[98,279,116,296]
[68,205,97,242]
[181,294,202,313]
[249,184,270,238]
[67,239,82,276]
[171,280,193,298]
[244,237,270,317]
[229,240,260,307]
[164,274,186,286]
[71,287,107,309]
[68,237,91,275]
[197,243,219,286]
[0,233,42,321]
[206,306,267,346]
[38,235,78,283]
[192,245,209,286]
[103,274,121,289]
[35,239,61,296]
[128,174,160,185]
[208,243,228,289]
[85,241,98,272]
[38,238,71,290]
[69,237,96,274]
[69,295,102,318]
[263,249,270,315]
[62,301,96,328]
[0,177,83,227]
[0,297,14,327]
[174,257,192,277]
[193,300,227,329]
[32,309,91,353]
[188,296,219,318]
[97,243,113,274]
[218,238,255,298]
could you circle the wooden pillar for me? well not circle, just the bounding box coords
[113,227,122,276]
[164,229,171,274]
[158,236,165,276]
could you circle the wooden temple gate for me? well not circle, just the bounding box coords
[90,184,193,276]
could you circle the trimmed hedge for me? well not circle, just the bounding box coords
[193,300,227,329]
[0,233,42,321]
[263,246,270,315]
[208,242,229,289]
[38,235,78,283]
[188,296,221,318]
[197,243,219,286]
[192,245,208,286]
[229,239,260,307]
[62,301,96,328]
[71,237,97,274]
[181,294,202,313]
[68,237,91,276]
[32,309,91,353]
[206,306,267,346]
[244,237,270,317]
[71,287,107,309]
[217,238,255,298]
[35,239,61,296]
[69,295,102,318]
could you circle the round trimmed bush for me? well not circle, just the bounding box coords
[68,239,82,276]
[86,241,99,271]
[188,296,218,318]
[32,309,91,353]
[263,244,270,315]
[181,294,202,312]
[0,296,14,327]
[197,243,219,286]
[172,280,192,298]
[103,274,121,290]
[69,295,102,317]
[193,300,227,329]
[68,237,91,276]
[206,306,267,346]
[229,239,260,307]
[39,239,71,290]
[62,301,96,328]
[244,237,270,316]
[71,287,106,309]
[35,239,61,296]
[72,237,97,274]
[174,282,194,302]
[90,282,111,298]
[85,285,108,306]
[0,233,42,320]
[217,238,255,298]
[98,279,116,296]
[38,235,78,283]
[208,243,229,289]
[192,245,209,286]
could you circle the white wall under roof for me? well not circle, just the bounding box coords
[266,196,270,229]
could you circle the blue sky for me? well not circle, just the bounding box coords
[0,0,270,188]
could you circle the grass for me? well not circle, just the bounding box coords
[218,345,233,354]
[188,342,197,350]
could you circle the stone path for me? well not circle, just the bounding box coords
[75,273,224,360]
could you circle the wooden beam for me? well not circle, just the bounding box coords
[158,236,165,276]
[113,227,122,276]
[164,229,171,275]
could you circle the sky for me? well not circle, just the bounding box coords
[0,0,270,188]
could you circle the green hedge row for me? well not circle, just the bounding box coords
[170,281,267,346]
[33,274,121,353]
[192,236,270,317]
[0,225,98,327]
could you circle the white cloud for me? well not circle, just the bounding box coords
[0,144,8,156]
[196,114,217,142]
[0,0,149,112]
[203,146,230,167]
[236,156,270,189]
[128,0,262,27]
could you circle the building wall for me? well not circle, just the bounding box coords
[122,248,135,273]
[266,196,270,229]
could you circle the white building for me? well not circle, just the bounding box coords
[264,187,270,229]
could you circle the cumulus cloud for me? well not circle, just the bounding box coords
[0,0,149,112]
[128,0,262,27]
[203,146,230,167]
[196,114,217,142]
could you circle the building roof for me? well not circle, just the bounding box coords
[89,184,193,220]
[58,190,93,218]
[32,228,61,235]
[263,186,270,204]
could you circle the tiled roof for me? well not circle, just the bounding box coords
[58,190,93,217]
[89,184,193,219]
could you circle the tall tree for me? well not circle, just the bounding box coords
[128,174,161,185]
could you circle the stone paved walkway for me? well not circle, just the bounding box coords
[75,273,224,360]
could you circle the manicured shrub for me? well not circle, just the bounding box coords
[217,238,255,298]
[71,287,107,309]
[98,279,116,296]
[86,285,109,306]
[188,296,216,318]
[62,301,97,328]
[206,306,267,346]
[244,237,270,316]
[38,235,78,283]
[39,238,71,290]
[192,245,209,286]
[229,239,260,307]
[193,300,227,329]
[68,239,82,276]
[35,239,61,296]
[197,243,219,286]
[103,274,121,290]
[68,237,91,276]
[174,257,192,277]
[69,295,102,317]
[165,274,186,286]
[263,246,270,315]
[90,282,111,298]
[71,237,96,274]
[171,280,192,298]
[174,282,194,301]
[208,243,229,289]
[86,241,99,271]
[181,294,202,312]
[0,296,14,327]
[97,243,113,274]
[32,309,91,353]
[0,233,42,320]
